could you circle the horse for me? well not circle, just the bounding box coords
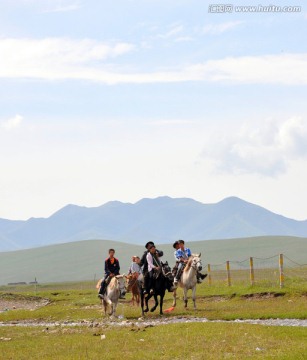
[172,253,202,309]
[99,275,126,317]
[126,273,140,306]
[140,261,174,316]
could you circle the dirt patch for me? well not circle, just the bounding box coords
[0,293,50,312]
[201,294,236,302]
[240,292,286,300]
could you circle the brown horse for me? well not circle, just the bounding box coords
[126,273,140,306]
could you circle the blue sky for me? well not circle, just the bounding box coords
[1,0,307,220]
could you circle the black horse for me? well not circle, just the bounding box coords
[140,261,174,316]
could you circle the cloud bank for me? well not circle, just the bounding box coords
[1,114,23,130]
[0,37,307,85]
[203,117,307,177]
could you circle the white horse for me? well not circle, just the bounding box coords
[172,254,202,309]
[100,275,126,317]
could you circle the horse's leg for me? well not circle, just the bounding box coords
[144,293,151,313]
[133,287,140,306]
[183,287,188,308]
[103,299,107,316]
[140,291,145,316]
[109,302,114,316]
[113,301,118,317]
[136,294,140,306]
[150,293,158,312]
[172,289,177,307]
[159,294,164,315]
[192,285,197,310]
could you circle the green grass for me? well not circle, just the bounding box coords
[1,277,306,323]
[1,322,307,359]
[1,279,307,359]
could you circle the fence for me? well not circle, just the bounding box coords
[206,254,307,288]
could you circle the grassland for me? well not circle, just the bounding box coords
[1,322,307,360]
[1,278,307,359]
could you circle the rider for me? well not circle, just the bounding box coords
[173,240,191,285]
[128,255,141,275]
[173,240,180,260]
[98,248,125,299]
[145,244,161,294]
[172,240,180,277]
[174,240,207,285]
[140,241,163,294]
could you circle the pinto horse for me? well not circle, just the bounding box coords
[140,261,174,316]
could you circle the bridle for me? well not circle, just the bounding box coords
[191,257,202,272]
[115,276,127,293]
[161,262,173,279]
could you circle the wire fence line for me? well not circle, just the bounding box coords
[205,254,307,288]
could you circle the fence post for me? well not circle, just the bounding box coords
[279,254,284,288]
[249,257,255,286]
[207,264,212,286]
[226,261,231,286]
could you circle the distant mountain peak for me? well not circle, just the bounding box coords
[1,195,307,252]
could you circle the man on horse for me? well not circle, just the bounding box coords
[173,240,207,285]
[98,248,125,299]
[140,241,163,294]
[143,244,161,294]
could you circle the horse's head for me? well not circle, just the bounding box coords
[161,261,174,281]
[160,261,175,292]
[191,254,202,272]
[115,274,127,297]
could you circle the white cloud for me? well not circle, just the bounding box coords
[202,117,307,177]
[41,2,81,13]
[0,37,307,85]
[1,114,23,130]
[202,21,244,35]
[148,119,199,126]
[157,24,184,39]
[0,38,135,82]
[4,0,82,13]
[174,36,194,43]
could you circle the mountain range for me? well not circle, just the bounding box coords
[1,196,307,252]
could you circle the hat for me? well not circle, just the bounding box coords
[145,241,155,249]
[173,241,179,249]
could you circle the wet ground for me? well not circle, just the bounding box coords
[1,317,306,328]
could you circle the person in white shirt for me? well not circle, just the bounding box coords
[144,244,161,294]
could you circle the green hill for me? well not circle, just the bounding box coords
[0,236,306,285]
